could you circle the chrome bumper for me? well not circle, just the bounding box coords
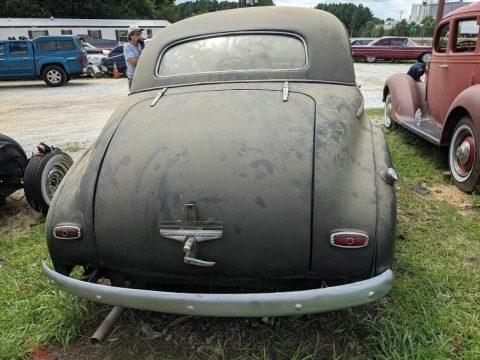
[42,262,393,317]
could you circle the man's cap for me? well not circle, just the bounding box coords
[128,25,144,36]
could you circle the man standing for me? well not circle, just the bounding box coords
[123,25,144,90]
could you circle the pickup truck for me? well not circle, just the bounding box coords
[0,36,88,86]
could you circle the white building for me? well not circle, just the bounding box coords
[410,1,472,23]
[0,18,170,42]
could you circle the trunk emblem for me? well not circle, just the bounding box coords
[159,203,222,267]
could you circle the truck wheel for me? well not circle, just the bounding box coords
[43,65,67,87]
[383,94,396,128]
[24,150,73,213]
[420,53,431,64]
[366,56,377,63]
[448,117,480,193]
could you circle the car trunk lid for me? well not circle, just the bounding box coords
[94,88,315,278]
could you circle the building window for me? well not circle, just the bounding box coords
[61,30,73,35]
[28,30,49,39]
[147,29,153,38]
[87,30,102,39]
[454,19,478,53]
[115,30,128,42]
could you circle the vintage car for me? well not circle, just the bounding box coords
[0,134,72,213]
[384,3,480,192]
[352,36,431,63]
[43,7,397,317]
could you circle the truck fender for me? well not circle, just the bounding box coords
[441,85,480,145]
[383,73,427,124]
[37,57,71,75]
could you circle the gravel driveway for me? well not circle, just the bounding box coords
[0,63,411,154]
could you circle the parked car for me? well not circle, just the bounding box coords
[75,35,119,53]
[43,7,397,317]
[100,44,126,75]
[384,3,480,192]
[0,134,72,213]
[0,36,88,86]
[352,36,431,63]
[351,39,373,46]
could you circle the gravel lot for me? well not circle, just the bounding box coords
[0,63,411,153]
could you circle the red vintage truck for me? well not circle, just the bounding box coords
[384,2,480,192]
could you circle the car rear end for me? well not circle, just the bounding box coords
[44,7,396,316]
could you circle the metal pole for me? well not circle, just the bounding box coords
[436,0,446,23]
[90,306,124,343]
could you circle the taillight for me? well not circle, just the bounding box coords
[330,231,368,248]
[77,54,87,66]
[54,225,81,240]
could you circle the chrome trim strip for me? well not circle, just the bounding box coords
[43,262,393,317]
[129,79,357,96]
[155,31,309,78]
[330,230,369,249]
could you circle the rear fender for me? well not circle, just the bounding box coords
[441,85,480,145]
[384,73,427,124]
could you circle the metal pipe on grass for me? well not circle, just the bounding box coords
[90,306,124,343]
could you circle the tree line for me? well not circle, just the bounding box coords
[1,1,436,37]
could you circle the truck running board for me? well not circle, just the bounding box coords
[400,119,441,145]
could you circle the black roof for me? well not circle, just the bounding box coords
[133,7,355,92]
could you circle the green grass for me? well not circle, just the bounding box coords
[0,109,479,359]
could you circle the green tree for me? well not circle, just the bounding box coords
[314,2,374,37]
[392,19,410,36]
[420,16,437,37]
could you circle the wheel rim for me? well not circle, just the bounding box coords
[41,158,70,205]
[47,70,62,84]
[450,125,476,183]
[422,53,431,63]
[366,56,376,63]
[384,96,392,127]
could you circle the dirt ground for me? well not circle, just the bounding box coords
[0,63,411,155]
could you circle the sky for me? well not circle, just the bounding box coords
[273,1,414,20]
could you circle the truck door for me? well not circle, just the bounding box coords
[7,41,35,76]
[0,42,7,76]
[427,20,451,126]
[445,18,479,112]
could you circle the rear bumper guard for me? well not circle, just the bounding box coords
[42,261,393,317]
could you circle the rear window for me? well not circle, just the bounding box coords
[157,33,307,77]
[37,40,75,51]
[454,19,479,53]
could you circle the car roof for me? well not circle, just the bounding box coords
[446,2,480,18]
[132,6,355,93]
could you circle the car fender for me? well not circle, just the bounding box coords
[442,84,480,145]
[383,73,427,124]
[36,57,71,75]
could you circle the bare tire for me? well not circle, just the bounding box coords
[43,65,67,87]
[420,53,431,64]
[24,150,73,213]
[383,94,395,128]
[366,56,377,63]
[448,117,480,193]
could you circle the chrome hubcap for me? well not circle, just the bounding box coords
[47,70,61,84]
[456,141,471,165]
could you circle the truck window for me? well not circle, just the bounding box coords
[157,33,307,77]
[436,22,450,53]
[454,19,478,53]
[37,41,56,51]
[9,42,28,56]
[0,43,4,57]
[56,40,75,50]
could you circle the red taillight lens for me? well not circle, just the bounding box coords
[330,231,368,248]
[54,226,81,240]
